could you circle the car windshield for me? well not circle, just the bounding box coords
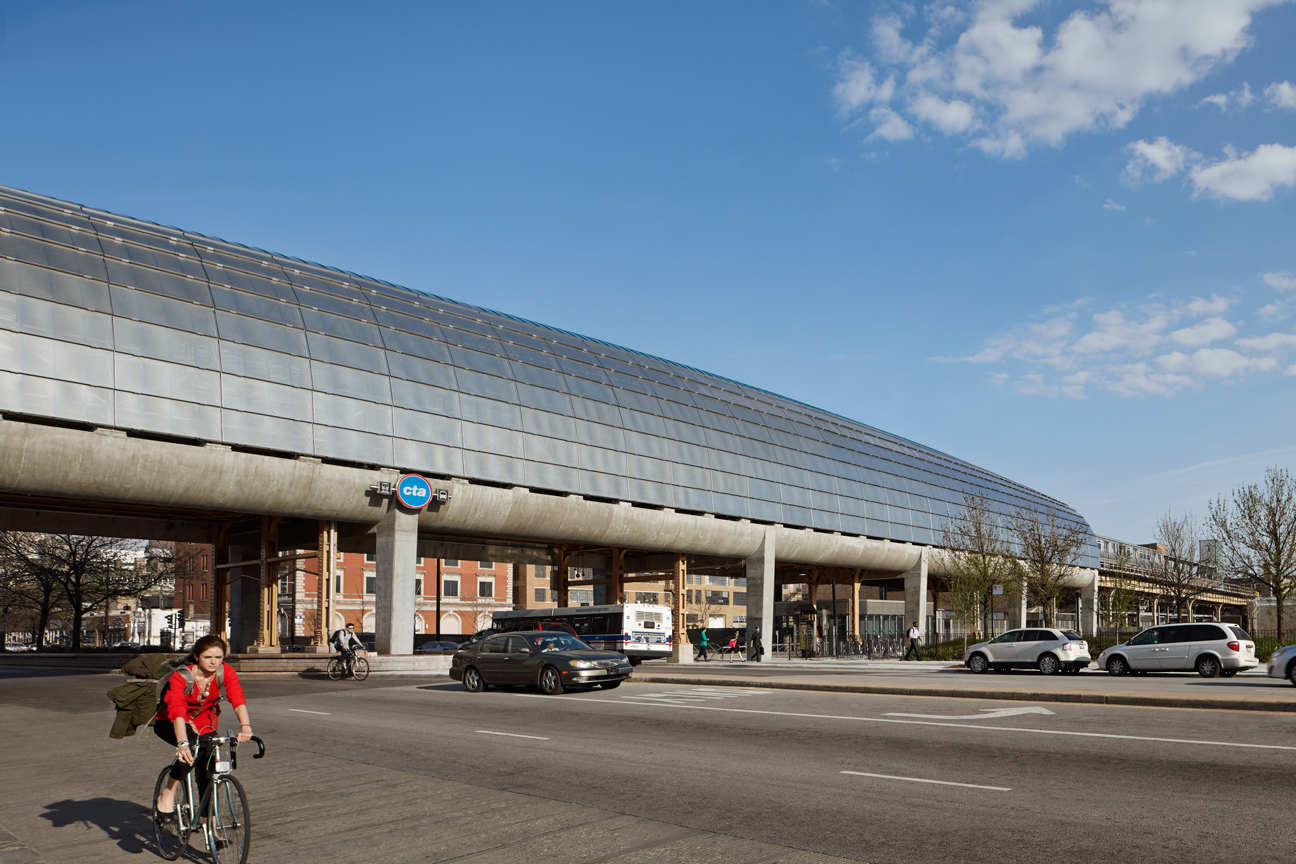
[1062,631,1083,641]
[525,634,592,652]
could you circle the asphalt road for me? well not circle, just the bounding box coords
[4,671,1296,863]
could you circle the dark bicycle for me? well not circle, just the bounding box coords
[327,649,370,681]
[152,732,266,864]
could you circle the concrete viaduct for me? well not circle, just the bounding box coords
[0,185,1099,657]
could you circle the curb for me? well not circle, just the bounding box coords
[631,674,1296,713]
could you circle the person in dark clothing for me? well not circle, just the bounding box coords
[698,630,709,661]
[904,622,922,661]
[749,626,763,662]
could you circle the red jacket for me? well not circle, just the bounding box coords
[156,662,246,735]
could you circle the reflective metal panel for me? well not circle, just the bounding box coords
[311,392,393,435]
[110,285,217,336]
[310,361,393,404]
[115,392,221,440]
[219,342,313,388]
[1,292,114,349]
[392,408,463,448]
[389,377,461,419]
[113,318,220,370]
[0,331,114,388]
[305,332,388,374]
[0,370,113,425]
[211,285,304,328]
[215,311,309,357]
[222,409,314,454]
[115,355,220,406]
[300,308,384,347]
[457,393,523,431]
[314,425,393,466]
[0,232,108,281]
[221,375,314,421]
[0,259,112,312]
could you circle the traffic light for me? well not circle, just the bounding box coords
[176,609,185,631]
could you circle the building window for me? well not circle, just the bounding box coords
[478,579,494,599]
[734,592,747,605]
[478,561,493,570]
[733,615,747,625]
[705,591,729,606]
[686,613,699,623]
[335,573,344,594]
[570,588,593,604]
[364,553,376,563]
[534,587,547,602]
[185,584,193,601]
[200,582,208,600]
[443,579,459,597]
[443,559,459,568]
[364,572,376,595]
[706,575,728,586]
[414,578,423,596]
[636,592,659,604]
[733,577,746,587]
[535,565,549,581]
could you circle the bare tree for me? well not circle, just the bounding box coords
[1,534,174,649]
[0,533,67,648]
[940,491,1018,640]
[1208,467,1296,637]
[1010,506,1089,627]
[1099,543,1141,642]
[1150,511,1214,623]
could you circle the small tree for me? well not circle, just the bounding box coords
[1010,506,1089,627]
[0,533,68,649]
[1099,543,1141,642]
[1150,511,1214,623]
[1209,467,1296,638]
[939,491,1018,643]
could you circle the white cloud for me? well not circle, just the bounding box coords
[942,290,1296,397]
[1259,300,1289,321]
[866,107,914,141]
[1191,143,1296,201]
[1103,199,1127,211]
[833,0,1284,156]
[910,94,976,132]
[1185,294,1235,316]
[1266,80,1296,110]
[1169,316,1237,347]
[1123,137,1200,184]
[1262,271,1296,290]
[1236,332,1296,352]
[1201,82,1256,110]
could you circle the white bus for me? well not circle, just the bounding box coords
[493,604,673,664]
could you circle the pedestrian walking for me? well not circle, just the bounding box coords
[904,622,922,661]
[698,629,709,661]
[749,626,763,662]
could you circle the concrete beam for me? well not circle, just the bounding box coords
[903,549,928,639]
[0,506,210,542]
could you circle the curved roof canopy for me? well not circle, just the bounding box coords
[0,185,1095,564]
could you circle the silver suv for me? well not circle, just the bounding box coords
[964,628,1091,675]
[1097,623,1256,677]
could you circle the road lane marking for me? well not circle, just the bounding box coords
[288,709,331,715]
[621,687,769,706]
[841,771,1011,791]
[517,694,1296,752]
[884,707,1055,720]
[476,730,550,740]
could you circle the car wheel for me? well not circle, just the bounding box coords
[1038,654,1060,675]
[967,653,989,674]
[598,680,622,690]
[463,666,485,693]
[538,665,565,695]
[1106,656,1129,675]
[1196,656,1220,678]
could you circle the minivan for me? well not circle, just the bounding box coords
[1097,623,1256,677]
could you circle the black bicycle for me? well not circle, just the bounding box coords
[152,733,266,864]
[327,650,370,681]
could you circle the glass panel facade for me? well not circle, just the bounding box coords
[0,185,1095,566]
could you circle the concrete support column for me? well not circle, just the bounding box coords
[1007,589,1028,629]
[553,548,569,607]
[1080,570,1099,637]
[228,545,260,653]
[375,498,419,656]
[744,528,775,661]
[212,530,229,642]
[903,549,929,637]
[669,553,692,664]
[850,569,861,638]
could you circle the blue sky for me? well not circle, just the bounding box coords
[3,1,1295,540]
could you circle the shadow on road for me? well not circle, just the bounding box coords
[39,796,153,856]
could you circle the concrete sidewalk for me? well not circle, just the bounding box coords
[633,658,1296,713]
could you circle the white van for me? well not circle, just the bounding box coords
[1097,623,1256,677]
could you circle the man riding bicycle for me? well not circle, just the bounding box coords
[331,623,364,668]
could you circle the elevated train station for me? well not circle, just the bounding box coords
[0,185,1099,658]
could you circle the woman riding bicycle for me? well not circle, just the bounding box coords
[153,634,253,824]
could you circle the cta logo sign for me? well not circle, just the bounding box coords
[395,474,433,510]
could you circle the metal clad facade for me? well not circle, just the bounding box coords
[0,186,1096,565]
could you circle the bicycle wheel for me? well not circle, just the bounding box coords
[326,657,344,680]
[152,766,190,860]
[208,775,251,864]
[351,656,370,681]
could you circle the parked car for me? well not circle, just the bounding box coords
[964,628,1091,674]
[1097,623,1256,677]
[457,628,498,651]
[450,631,633,695]
[1264,642,1296,685]
[414,640,457,654]
[496,620,580,638]
[4,642,29,652]
[114,641,141,649]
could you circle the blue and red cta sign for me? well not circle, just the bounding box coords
[395,474,433,510]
